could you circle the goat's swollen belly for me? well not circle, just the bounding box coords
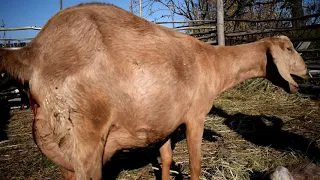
[105,124,175,153]
[32,107,74,171]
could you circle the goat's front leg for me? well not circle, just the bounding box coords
[60,167,76,180]
[159,139,173,180]
[186,118,204,180]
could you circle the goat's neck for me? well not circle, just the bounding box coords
[207,41,268,95]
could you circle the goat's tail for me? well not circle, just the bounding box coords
[0,47,33,83]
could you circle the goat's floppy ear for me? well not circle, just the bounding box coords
[269,45,298,87]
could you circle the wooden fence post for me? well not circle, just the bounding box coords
[60,0,63,10]
[130,0,133,13]
[139,0,142,17]
[217,0,225,45]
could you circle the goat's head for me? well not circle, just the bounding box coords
[265,36,309,93]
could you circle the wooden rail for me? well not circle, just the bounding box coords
[224,13,320,22]
[298,49,320,53]
[225,24,320,37]
[227,37,320,44]
[299,85,320,91]
[156,20,216,24]
[174,26,216,31]
[0,38,34,41]
[307,64,320,70]
[1,47,23,50]
[155,13,320,25]
[0,26,41,31]
[0,26,40,45]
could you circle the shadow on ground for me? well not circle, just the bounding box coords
[209,107,320,180]
[0,73,12,141]
[0,73,30,141]
[102,125,220,180]
[0,99,11,141]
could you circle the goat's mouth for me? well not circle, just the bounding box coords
[289,73,310,93]
[289,83,299,93]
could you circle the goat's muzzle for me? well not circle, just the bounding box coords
[289,70,311,93]
[289,83,299,93]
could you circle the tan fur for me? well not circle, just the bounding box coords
[0,3,308,180]
[271,166,294,180]
[271,163,320,180]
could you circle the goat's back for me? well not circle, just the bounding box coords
[29,3,203,84]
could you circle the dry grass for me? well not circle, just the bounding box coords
[0,108,62,180]
[0,79,319,180]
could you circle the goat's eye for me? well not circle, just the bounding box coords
[287,47,293,52]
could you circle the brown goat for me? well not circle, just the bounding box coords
[0,3,309,180]
[270,163,320,180]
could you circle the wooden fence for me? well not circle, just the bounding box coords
[0,26,40,48]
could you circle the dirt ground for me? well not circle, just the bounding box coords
[0,80,319,180]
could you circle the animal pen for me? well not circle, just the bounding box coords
[0,5,320,180]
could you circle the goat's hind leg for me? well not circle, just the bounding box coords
[60,167,76,180]
[33,104,106,179]
[185,118,204,180]
[71,114,118,180]
[159,139,173,180]
[72,123,107,179]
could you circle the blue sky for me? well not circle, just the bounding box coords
[0,0,182,40]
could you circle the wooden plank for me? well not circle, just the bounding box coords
[156,13,320,24]
[8,98,21,102]
[304,57,320,61]
[225,24,320,37]
[291,37,320,42]
[224,13,320,22]
[197,34,217,40]
[298,49,320,53]
[296,42,311,50]
[0,26,41,31]
[217,0,225,45]
[225,37,320,44]
[174,26,216,31]
[1,47,23,50]
[0,38,33,41]
[309,70,320,75]
[299,85,320,91]
[174,22,216,29]
[307,64,320,70]
[205,40,217,45]
[156,20,217,24]
[189,30,216,36]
